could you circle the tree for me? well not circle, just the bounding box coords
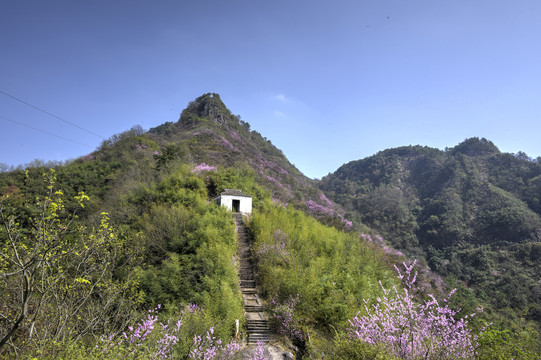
[347,260,485,359]
[0,169,140,355]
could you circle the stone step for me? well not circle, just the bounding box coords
[246,322,269,329]
[235,214,272,345]
[240,279,256,288]
[247,332,270,337]
[247,334,270,344]
[243,294,263,311]
[246,324,269,331]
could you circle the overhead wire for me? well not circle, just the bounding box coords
[0,89,106,139]
[0,114,94,148]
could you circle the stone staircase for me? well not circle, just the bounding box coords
[235,213,271,344]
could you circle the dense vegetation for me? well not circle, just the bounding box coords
[1,94,539,358]
[320,138,541,353]
[249,199,397,357]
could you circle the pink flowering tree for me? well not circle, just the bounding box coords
[271,294,305,343]
[192,163,217,174]
[99,304,240,359]
[189,326,240,360]
[99,305,181,359]
[347,260,485,359]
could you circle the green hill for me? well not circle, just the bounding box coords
[0,94,395,358]
[320,138,541,330]
[1,94,539,358]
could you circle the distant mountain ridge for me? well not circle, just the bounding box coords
[320,137,541,321]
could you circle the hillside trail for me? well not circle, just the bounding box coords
[233,213,294,360]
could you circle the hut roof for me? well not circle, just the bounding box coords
[220,189,252,197]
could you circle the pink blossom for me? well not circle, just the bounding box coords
[193,163,217,174]
[347,260,485,359]
[218,136,234,150]
[306,200,334,216]
[229,130,241,142]
[319,193,333,208]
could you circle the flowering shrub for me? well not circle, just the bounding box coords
[250,341,266,360]
[193,163,217,174]
[342,219,353,228]
[229,130,241,142]
[218,136,235,150]
[190,326,240,360]
[271,294,304,343]
[98,304,240,359]
[256,229,289,263]
[306,200,334,216]
[260,172,290,192]
[272,198,288,208]
[99,305,180,359]
[306,200,353,229]
[347,260,485,359]
[383,246,405,257]
[319,193,333,208]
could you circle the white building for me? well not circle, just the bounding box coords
[214,189,252,214]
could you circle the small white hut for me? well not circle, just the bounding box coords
[214,189,252,214]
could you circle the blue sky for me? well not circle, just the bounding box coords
[1,0,540,178]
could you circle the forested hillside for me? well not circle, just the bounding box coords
[0,94,391,359]
[320,137,541,348]
[1,95,539,358]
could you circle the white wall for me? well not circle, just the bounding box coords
[219,195,252,214]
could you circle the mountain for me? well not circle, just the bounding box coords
[1,93,384,358]
[86,93,351,229]
[148,93,316,200]
[320,137,541,323]
[1,95,540,357]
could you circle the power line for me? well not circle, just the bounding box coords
[0,114,94,148]
[0,89,105,139]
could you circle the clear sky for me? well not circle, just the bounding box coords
[1,0,540,179]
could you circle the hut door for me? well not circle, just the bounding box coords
[232,199,240,212]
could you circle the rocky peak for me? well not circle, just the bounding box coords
[179,93,235,127]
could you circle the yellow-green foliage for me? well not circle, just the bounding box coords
[250,199,395,332]
[477,327,541,360]
[134,166,243,340]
